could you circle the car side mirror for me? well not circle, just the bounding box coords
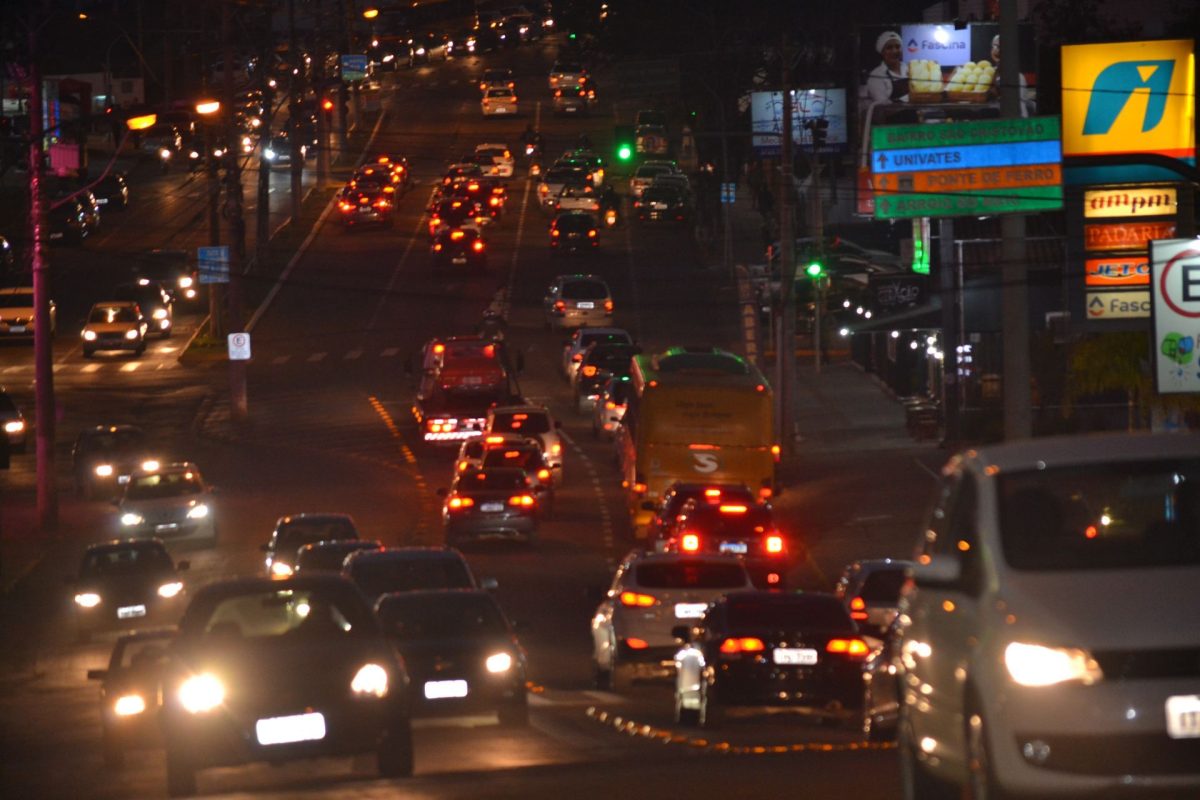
[480,576,498,591]
[436,487,448,497]
[912,555,961,589]
[671,625,691,644]
[176,560,190,572]
[86,669,107,681]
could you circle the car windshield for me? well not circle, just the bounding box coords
[487,89,513,98]
[276,518,358,550]
[83,429,146,453]
[858,569,907,602]
[561,281,607,300]
[724,596,853,631]
[83,545,173,576]
[0,293,33,308]
[89,306,138,324]
[191,585,374,640]
[125,470,202,499]
[643,188,682,203]
[491,411,551,434]
[634,561,747,589]
[348,556,473,598]
[556,215,595,232]
[378,593,506,640]
[998,459,1200,570]
[115,637,172,670]
[456,469,528,492]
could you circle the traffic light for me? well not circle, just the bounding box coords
[614,125,634,162]
[321,97,334,114]
[805,260,824,279]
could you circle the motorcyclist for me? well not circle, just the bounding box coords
[478,309,507,341]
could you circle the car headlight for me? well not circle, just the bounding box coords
[179,276,194,289]
[74,592,102,608]
[269,560,293,578]
[188,150,200,159]
[124,329,139,340]
[159,148,172,160]
[157,581,184,598]
[351,663,389,697]
[1004,642,1102,687]
[415,47,426,55]
[4,420,23,434]
[120,512,144,526]
[152,308,168,320]
[179,673,224,713]
[94,464,114,477]
[186,503,209,520]
[141,459,160,472]
[264,148,276,160]
[82,329,97,341]
[485,652,513,673]
[114,693,146,716]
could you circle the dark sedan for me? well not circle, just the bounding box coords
[71,424,161,500]
[337,187,395,227]
[440,467,539,546]
[113,281,174,338]
[132,250,199,304]
[159,576,413,797]
[93,172,130,210]
[634,185,690,223]
[342,546,486,606]
[294,539,382,574]
[549,211,598,253]
[665,501,792,589]
[431,227,488,271]
[68,538,189,642]
[376,589,528,724]
[673,591,869,728]
[87,629,175,766]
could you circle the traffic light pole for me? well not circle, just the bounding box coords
[776,37,797,458]
[223,0,248,423]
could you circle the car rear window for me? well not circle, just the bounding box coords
[561,281,608,300]
[556,215,595,232]
[634,561,747,589]
[491,411,551,434]
[858,569,907,602]
[482,448,541,470]
[487,88,514,98]
[725,596,853,631]
[348,556,474,598]
[296,542,378,573]
[457,469,528,491]
[277,519,357,550]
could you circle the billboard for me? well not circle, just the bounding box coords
[751,88,847,156]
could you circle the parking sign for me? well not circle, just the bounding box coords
[1150,239,1200,394]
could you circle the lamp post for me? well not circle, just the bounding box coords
[195,98,223,336]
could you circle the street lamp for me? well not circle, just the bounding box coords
[362,8,379,19]
[125,113,157,130]
[195,100,221,116]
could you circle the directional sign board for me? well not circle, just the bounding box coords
[871,117,1063,219]
[340,54,369,83]
[720,183,736,204]
[1151,239,1200,393]
[197,246,229,285]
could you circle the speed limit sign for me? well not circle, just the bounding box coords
[228,332,252,361]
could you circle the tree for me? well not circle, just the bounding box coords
[1067,332,1200,431]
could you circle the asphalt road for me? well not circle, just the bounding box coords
[0,35,937,800]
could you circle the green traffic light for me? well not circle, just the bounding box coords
[617,144,632,161]
[569,32,577,40]
[805,262,823,278]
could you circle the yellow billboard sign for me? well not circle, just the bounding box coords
[1062,39,1195,162]
[1083,186,1177,218]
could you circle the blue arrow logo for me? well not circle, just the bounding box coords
[1083,60,1174,135]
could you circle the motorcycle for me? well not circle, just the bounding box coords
[604,207,618,227]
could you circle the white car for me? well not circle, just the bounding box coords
[0,286,55,340]
[543,274,614,332]
[548,61,586,90]
[486,405,564,477]
[81,301,147,358]
[561,327,633,381]
[629,163,676,198]
[897,433,1200,799]
[590,550,754,689]
[553,184,601,214]
[116,462,218,548]
[474,143,515,178]
[481,87,518,117]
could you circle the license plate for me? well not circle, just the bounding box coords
[118,475,131,485]
[773,648,818,665]
[719,541,748,555]
[462,376,482,385]
[8,326,26,333]
[451,257,467,264]
[495,107,508,113]
[118,605,146,619]
[675,603,707,619]
[256,712,326,745]
[481,502,504,512]
[651,203,667,210]
[424,680,468,699]
[577,301,595,310]
[1166,694,1200,739]
[155,523,179,533]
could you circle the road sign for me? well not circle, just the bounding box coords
[870,117,1062,219]
[228,332,252,362]
[340,54,369,83]
[1151,239,1200,394]
[720,183,736,204]
[197,246,229,284]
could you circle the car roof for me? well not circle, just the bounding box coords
[490,404,550,415]
[346,546,465,563]
[90,300,140,310]
[959,433,1200,475]
[556,273,608,285]
[278,512,355,524]
[81,423,145,436]
[621,549,748,567]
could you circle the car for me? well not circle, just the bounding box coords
[113,281,173,338]
[560,149,605,185]
[561,327,634,381]
[158,575,414,796]
[133,250,199,303]
[0,387,27,454]
[446,28,477,56]
[0,286,54,340]
[635,109,668,129]
[635,124,670,156]
[592,373,632,439]
[342,546,490,605]
[81,301,148,358]
[431,227,488,271]
[573,341,641,413]
[478,435,556,511]
[47,195,94,244]
[337,186,395,227]
[440,466,539,546]
[633,185,690,223]
[537,164,589,210]
[474,143,514,178]
[591,550,755,690]
[69,538,189,642]
[664,501,791,589]
[116,462,218,548]
[860,616,902,743]
[485,404,564,474]
[553,84,591,115]
[369,154,411,190]
[376,589,529,724]
[262,513,360,578]
[673,591,870,728]
[86,629,176,766]
[479,67,514,93]
[481,87,518,116]
[408,30,449,65]
[93,172,130,210]
[629,162,677,198]
[553,185,601,215]
[646,482,763,549]
[896,433,1200,800]
[548,61,586,89]
[445,176,505,219]
[262,132,305,164]
[549,211,599,253]
[72,424,162,500]
[428,198,487,239]
[833,557,913,639]
[441,161,485,186]
[294,539,382,574]
[544,274,613,332]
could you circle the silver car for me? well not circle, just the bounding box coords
[116,462,218,548]
[898,433,1200,799]
[543,274,614,331]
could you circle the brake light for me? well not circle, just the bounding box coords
[338,201,353,211]
[450,230,465,240]
[849,597,868,620]
[625,637,649,649]
[374,198,390,208]
[551,229,560,237]
[772,444,781,462]
[826,638,870,658]
[433,243,443,251]
[604,299,613,312]
[719,637,765,654]
[680,533,700,552]
[759,487,773,499]
[359,196,369,204]
[550,443,561,455]
[765,535,785,554]
[766,572,781,585]
[447,496,475,510]
[489,196,501,206]
[587,229,597,237]
[433,344,445,355]
[581,365,597,377]
[704,488,723,499]
[536,468,551,481]
[472,240,485,252]
[503,450,521,459]
[509,495,536,507]
[605,400,617,410]
[620,592,656,608]
[485,435,505,444]
[633,482,647,494]
[572,353,583,362]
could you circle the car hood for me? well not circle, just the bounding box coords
[120,495,208,516]
[995,567,1200,651]
[86,321,138,334]
[81,571,180,597]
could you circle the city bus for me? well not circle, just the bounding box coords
[617,346,777,534]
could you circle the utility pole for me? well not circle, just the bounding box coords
[255,1,273,272]
[29,0,57,530]
[314,0,330,179]
[223,0,248,423]
[287,0,303,221]
[333,0,348,156]
[809,122,825,375]
[776,37,797,458]
[1000,0,1031,439]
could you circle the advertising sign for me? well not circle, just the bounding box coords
[1150,239,1200,394]
[751,89,847,156]
[899,24,971,68]
[869,274,926,312]
[1061,39,1195,166]
[1085,256,1150,287]
[1083,221,1177,252]
[1086,290,1151,320]
[1083,186,1178,219]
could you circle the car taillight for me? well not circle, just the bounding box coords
[339,201,353,211]
[587,229,596,237]
[765,534,785,554]
[473,241,485,252]
[680,533,700,552]
[550,443,561,456]
[719,637,765,654]
[374,198,390,208]
[826,638,870,658]
[620,592,656,608]
[772,444,781,462]
[605,400,618,410]
[849,596,868,620]
[433,243,443,251]
[447,496,474,510]
[554,300,566,311]
[537,468,551,481]
[551,228,560,237]
[509,495,535,507]
[450,230,465,240]
[581,365,597,377]
[490,196,501,206]
[604,299,614,312]
[625,637,649,649]
[719,504,747,514]
[572,353,583,362]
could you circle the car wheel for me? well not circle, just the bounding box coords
[165,746,197,797]
[699,680,722,728]
[377,721,414,778]
[497,696,529,727]
[674,690,700,727]
[102,733,125,768]
[899,710,958,800]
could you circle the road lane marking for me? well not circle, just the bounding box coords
[272,355,290,365]
[120,362,140,372]
[81,363,102,373]
[381,347,399,357]
[307,352,326,362]
[345,349,362,360]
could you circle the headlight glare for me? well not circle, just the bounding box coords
[179,276,194,289]
[74,592,102,608]
[94,464,114,477]
[270,560,293,578]
[141,459,160,472]
[485,652,513,673]
[351,663,389,697]
[152,308,168,320]
[82,329,97,341]
[186,503,209,520]
[179,673,224,713]
[1004,642,1102,687]
[120,512,143,526]
[114,694,146,716]
[124,329,139,340]
[4,420,24,433]
[157,581,184,598]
